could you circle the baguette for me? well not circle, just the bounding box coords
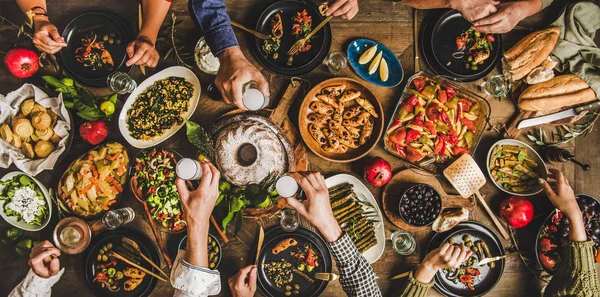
[503,27,560,81]
[518,74,598,111]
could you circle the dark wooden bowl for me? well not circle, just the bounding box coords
[298,78,384,163]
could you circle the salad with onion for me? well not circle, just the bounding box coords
[133,148,186,232]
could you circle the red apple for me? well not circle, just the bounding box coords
[363,157,392,187]
[500,196,534,228]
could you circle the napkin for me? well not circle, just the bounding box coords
[0,84,71,176]
[550,1,600,97]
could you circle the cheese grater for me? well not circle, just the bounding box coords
[443,154,510,240]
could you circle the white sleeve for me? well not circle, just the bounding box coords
[9,268,65,297]
[170,250,221,297]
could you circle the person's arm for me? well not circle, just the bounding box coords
[540,170,600,297]
[9,241,64,297]
[190,0,237,56]
[15,0,67,54]
[125,0,171,67]
[286,172,382,297]
[403,0,499,22]
[171,162,222,297]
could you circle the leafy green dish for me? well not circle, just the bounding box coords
[0,175,48,226]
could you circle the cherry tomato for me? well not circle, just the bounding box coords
[389,127,406,144]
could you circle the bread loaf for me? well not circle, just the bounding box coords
[518,74,598,111]
[503,27,560,81]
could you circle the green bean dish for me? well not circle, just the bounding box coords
[127,77,194,140]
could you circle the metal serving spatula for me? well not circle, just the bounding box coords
[443,154,510,240]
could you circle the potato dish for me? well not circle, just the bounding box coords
[489,145,539,193]
[307,84,377,154]
[59,142,128,217]
[0,98,63,159]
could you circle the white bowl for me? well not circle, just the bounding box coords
[486,139,547,196]
[118,66,201,148]
[0,171,52,231]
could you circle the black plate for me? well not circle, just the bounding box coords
[426,221,505,297]
[251,0,332,76]
[420,9,501,82]
[61,10,134,87]
[84,228,160,297]
[257,226,332,297]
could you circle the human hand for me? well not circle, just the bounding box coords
[175,161,221,226]
[449,0,499,23]
[414,243,472,283]
[539,169,581,220]
[286,172,342,242]
[32,18,67,54]
[228,265,257,297]
[473,1,534,33]
[216,46,270,110]
[125,36,160,67]
[28,240,61,278]
[323,0,359,20]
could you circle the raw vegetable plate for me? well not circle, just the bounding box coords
[325,173,385,263]
[118,66,201,148]
[251,0,332,76]
[130,147,194,233]
[426,221,505,297]
[347,39,403,87]
[0,171,51,231]
[257,226,332,297]
[84,228,160,297]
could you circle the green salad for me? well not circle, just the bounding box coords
[0,175,48,226]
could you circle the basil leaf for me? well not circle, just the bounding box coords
[186,120,215,160]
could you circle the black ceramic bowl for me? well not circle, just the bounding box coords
[398,183,442,227]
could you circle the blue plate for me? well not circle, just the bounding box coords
[347,39,403,87]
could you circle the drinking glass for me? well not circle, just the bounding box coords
[280,208,299,232]
[481,74,510,98]
[391,231,416,255]
[107,72,137,94]
[327,51,347,74]
[242,81,269,111]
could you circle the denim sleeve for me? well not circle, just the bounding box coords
[191,0,239,56]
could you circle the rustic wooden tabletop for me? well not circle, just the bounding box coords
[0,0,598,296]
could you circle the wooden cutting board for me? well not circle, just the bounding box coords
[382,169,476,232]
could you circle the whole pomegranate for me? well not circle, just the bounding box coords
[80,120,108,145]
[363,157,392,187]
[4,48,39,79]
[500,196,534,228]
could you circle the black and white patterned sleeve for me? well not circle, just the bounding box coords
[9,268,65,297]
[329,233,382,297]
[171,250,221,297]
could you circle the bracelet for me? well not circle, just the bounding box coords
[25,6,48,24]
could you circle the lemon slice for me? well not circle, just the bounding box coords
[359,44,378,65]
[368,51,383,75]
[379,57,389,82]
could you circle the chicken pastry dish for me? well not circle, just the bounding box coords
[307,84,378,155]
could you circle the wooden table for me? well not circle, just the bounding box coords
[0,0,597,296]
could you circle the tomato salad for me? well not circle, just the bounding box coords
[385,76,483,168]
[133,149,186,232]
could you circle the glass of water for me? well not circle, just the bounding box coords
[107,72,137,94]
[280,208,299,232]
[481,74,510,98]
[391,231,416,255]
[242,81,269,111]
[326,51,347,74]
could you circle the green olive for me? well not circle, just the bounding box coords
[293,290,300,295]
[471,65,479,71]
[285,291,292,296]
[102,255,108,262]
[463,235,471,242]
[106,243,113,249]
[103,35,109,41]
[99,250,104,255]
[467,56,473,62]
[285,285,292,291]
[471,246,479,253]
[294,284,300,290]
[214,246,220,253]
[465,241,472,248]
[448,238,456,245]
[97,254,102,261]
[209,262,216,269]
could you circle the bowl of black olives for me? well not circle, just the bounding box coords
[398,183,443,227]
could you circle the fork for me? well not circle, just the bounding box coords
[315,272,339,281]
[287,15,333,56]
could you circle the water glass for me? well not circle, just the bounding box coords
[481,74,510,98]
[280,208,299,232]
[391,231,416,255]
[242,81,269,111]
[327,51,347,74]
[102,207,135,230]
[107,72,137,94]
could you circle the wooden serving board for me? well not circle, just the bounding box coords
[218,79,309,219]
[382,169,476,232]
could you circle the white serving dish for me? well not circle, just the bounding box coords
[325,173,385,264]
[0,171,52,231]
[118,66,201,148]
[486,139,548,196]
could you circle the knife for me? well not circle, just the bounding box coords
[255,226,264,264]
[517,101,600,129]
[477,251,525,266]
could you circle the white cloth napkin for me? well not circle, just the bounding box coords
[0,84,71,176]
